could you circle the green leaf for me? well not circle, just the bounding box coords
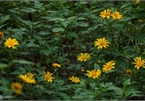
[11,60,34,65]
[38,31,50,35]
[0,63,8,69]
[25,43,39,47]
[62,20,70,27]
[21,7,37,13]
[90,82,96,89]
[123,78,131,87]
[67,32,78,38]
[1,15,10,22]
[52,27,65,32]
[94,63,101,69]
[34,1,43,8]
[77,22,88,27]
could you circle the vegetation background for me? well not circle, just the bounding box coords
[0,0,145,100]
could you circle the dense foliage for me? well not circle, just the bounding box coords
[0,0,145,100]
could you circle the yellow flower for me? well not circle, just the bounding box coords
[27,72,35,78]
[52,63,61,68]
[99,9,111,19]
[94,38,110,49]
[44,71,54,82]
[77,53,91,62]
[126,69,132,76]
[69,76,80,83]
[136,0,140,4]
[0,32,4,39]
[19,74,36,84]
[102,61,115,72]
[132,57,145,70]
[4,38,19,49]
[111,11,122,20]
[86,69,101,79]
[11,82,22,94]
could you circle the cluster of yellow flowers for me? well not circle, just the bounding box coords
[19,72,36,84]
[69,60,115,83]
[75,37,145,81]
[11,71,55,94]
[11,62,61,94]
[99,9,122,20]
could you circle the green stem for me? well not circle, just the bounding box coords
[3,47,12,60]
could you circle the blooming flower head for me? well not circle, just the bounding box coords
[102,61,115,72]
[52,63,61,68]
[126,69,132,76]
[132,57,145,70]
[0,32,4,39]
[94,38,110,49]
[86,69,101,79]
[100,9,111,19]
[111,11,122,20]
[44,71,54,82]
[69,76,80,83]
[77,53,91,62]
[4,38,19,49]
[11,82,22,94]
[19,74,36,84]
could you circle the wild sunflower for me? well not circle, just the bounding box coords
[132,57,145,70]
[4,38,19,49]
[111,11,122,20]
[19,74,36,84]
[102,61,115,72]
[69,76,80,83]
[86,69,101,79]
[44,71,54,82]
[99,9,111,19]
[94,38,110,49]
[77,53,91,62]
[11,82,22,94]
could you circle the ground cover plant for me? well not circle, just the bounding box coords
[0,0,145,100]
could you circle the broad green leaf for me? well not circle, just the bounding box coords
[1,15,10,22]
[67,32,78,38]
[0,63,8,69]
[94,63,101,69]
[20,7,37,13]
[77,22,88,27]
[25,43,39,47]
[90,82,96,89]
[34,1,43,8]
[52,27,65,32]
[38,31,50,35]
[12,60,34,65]
[123,78,131,87]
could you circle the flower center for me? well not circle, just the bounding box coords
[100,41,105,46]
